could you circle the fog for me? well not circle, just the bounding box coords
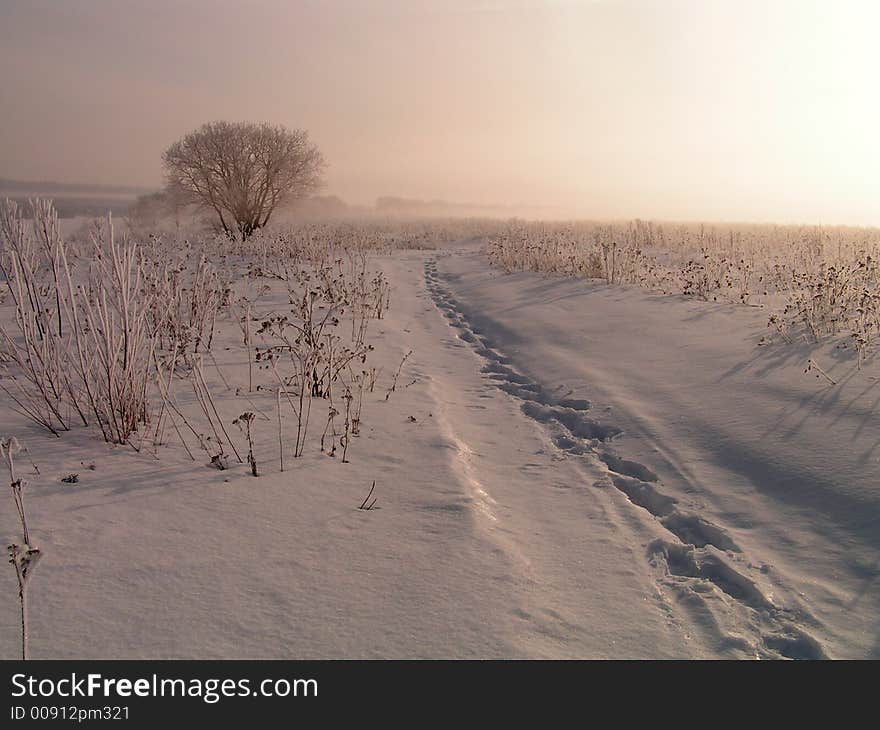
[1,0,878,224]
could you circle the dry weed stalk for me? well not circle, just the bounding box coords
[358,480,378,510]
[233,412,259,476]
[2,436,42,660]
[385,350,413,401]
[276,387,284,472]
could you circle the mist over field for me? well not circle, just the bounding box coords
[2,0,879,224]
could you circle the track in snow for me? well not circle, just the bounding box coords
[425,255,827,660]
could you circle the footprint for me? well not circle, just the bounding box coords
[611,475,677,517]
[520,402,621,442]
[600,451,658,482]
[647,540,771,611]
[763,627,827,660]
[660,510,740,552]
[558,398,591,411]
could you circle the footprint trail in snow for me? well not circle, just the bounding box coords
[424,255,827,660]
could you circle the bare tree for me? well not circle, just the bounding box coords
[162,121,324,239]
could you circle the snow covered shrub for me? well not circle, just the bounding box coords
[0,201,157,443]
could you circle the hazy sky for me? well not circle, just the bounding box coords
[1,0,878,224]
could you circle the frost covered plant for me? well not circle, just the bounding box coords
[320,405,339,456]
[767,314,793,344]
[771,256,880,365]
[0,199,420,469]
[189,356,243,464]
[487,219,880,363]
[254,252,378,458]
[276,387,284,473]
[2,436,42,660]
[7,544,41,660]
[0,199,241,448]
[347,368,366,436]
[804,357,836,385]
[2,437,31,542]
[139,248,230,353]
[0,200,155,443]
[210,451,229,471]
[233,412,258,476]
[340,387,354,464]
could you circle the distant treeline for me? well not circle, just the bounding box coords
[1,196,136,218]
[0,178,153,218]
[1,178,538,220]
[0,177,152,197]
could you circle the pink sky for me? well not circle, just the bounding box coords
[1,0,878,223]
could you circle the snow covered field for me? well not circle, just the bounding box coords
[1,234,877,659]
[430,243,880,659]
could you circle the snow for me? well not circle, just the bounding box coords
[1,239,878,658]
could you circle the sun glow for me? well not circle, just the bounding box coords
[1,0,878,224]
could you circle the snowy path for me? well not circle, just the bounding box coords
[1,242,877,658]
[429,245,880,659]
[0,247,690,658]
